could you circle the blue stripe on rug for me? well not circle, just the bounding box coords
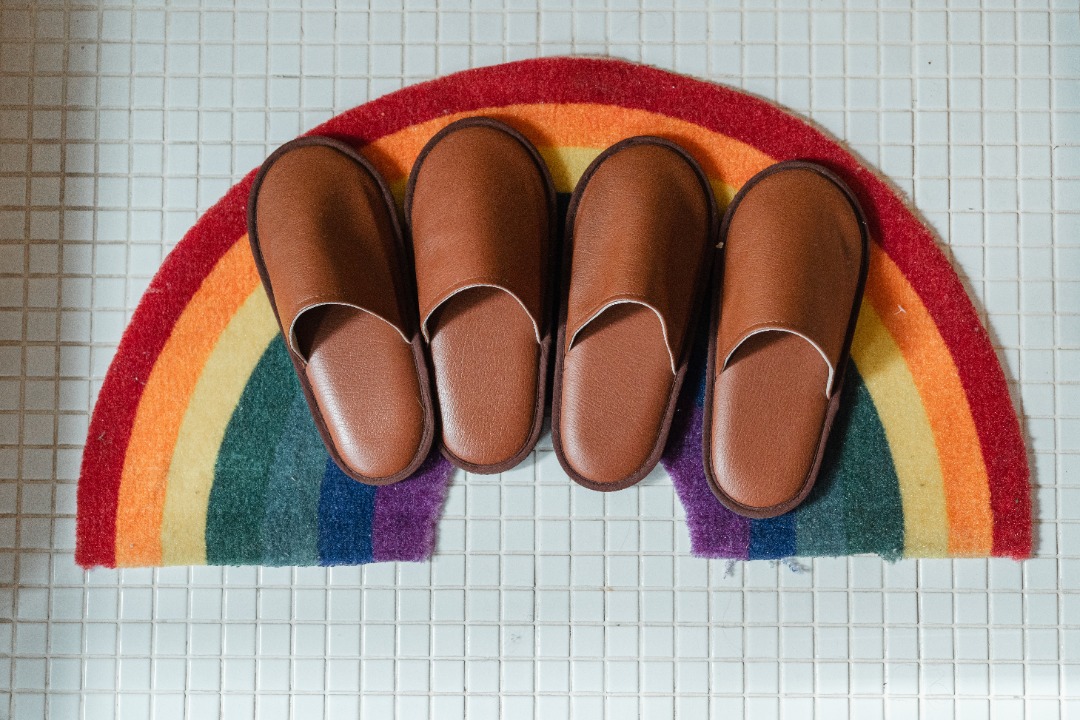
[317,457,377,565]
[748,511,797,559]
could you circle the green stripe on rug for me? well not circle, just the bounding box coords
[840,365,905,558]
[259,386,328,565]
[794,369,852,556]
[795,366,905,559]
[205,339,296,565]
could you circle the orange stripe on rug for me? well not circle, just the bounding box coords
[357,103,773,191]
[113,238,260,566]
[864,247,994,556]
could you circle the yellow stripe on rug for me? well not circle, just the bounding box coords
[851,301,950,557]
[159,288,279,566]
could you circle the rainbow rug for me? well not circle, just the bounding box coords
[75,58,1031,568]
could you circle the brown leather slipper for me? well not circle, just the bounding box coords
[704,160,870,518]
[405,117,557,474]
[552,137,718,492]
[247,136,435,486]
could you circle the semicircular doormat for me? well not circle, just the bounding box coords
[76,58,1030,569]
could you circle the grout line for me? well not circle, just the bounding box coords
[52,6,74,720]
[4,0,34,711]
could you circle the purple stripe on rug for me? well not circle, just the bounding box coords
[662,405,751,559]
[371,452,455,562]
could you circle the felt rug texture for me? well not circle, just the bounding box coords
[75,58,1031,568]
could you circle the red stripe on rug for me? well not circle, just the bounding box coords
[314,57,1029,557]
[75,179,254,567]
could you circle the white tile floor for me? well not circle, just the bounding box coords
[0,0,1077,718]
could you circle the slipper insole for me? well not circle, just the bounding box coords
[560,303,672,485]
[428,286,539,467]
[297,306,426,480]
[710,331,831,509]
